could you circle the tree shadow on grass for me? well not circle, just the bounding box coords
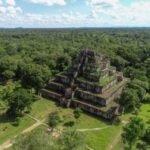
[63,121,75,127]
[0,113,20,127]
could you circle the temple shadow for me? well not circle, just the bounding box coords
[81,111,114,126]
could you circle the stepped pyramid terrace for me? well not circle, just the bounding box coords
[41,50,128,119]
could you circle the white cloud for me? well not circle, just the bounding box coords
[87,0,119,10]
[88,0,119,6]
[6,0,16,6]
[24,12,83,25]
[0,0,22,20]
[27,0,66,6]
[87,0,150,26]
[0,6,22,16]
[0,0,3,5]
[0,6,6,13]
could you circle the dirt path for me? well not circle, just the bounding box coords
[85,145,95,150]
[106,120,128,150]
[25,114,48,127]
[0,140,13,150]
[77,126,110,132]
[106,131,122,150]
[0,114,48,150]
[0,122,42,149]
[0,123,109,150]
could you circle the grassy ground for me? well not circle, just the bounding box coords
[10,98,123,150]
[75,113,109,129]
[84,125,122,150]
[29,98,58,120]
[0,98,70,145]
[0,97,52,145]
[27,98,125,150]
[1,97,149,150]
[0,114,35,144]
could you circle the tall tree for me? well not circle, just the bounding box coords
[120,88,140,111]
[122,117,145,150]
[48,111,61,131]
[12,129,55,150]
[6,87,33,117]
[57,129,85,150]
[21,63,51,90]
[12,129,85,150]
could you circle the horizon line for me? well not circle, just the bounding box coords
[0,26,150,29]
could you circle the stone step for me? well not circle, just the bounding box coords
[72,99,118,119]
[55,74,72,85]
[75,78,128,106]
[73,97,104,108]
[46,81,66,94]
[41,89,63,101]
[75,89,107,106]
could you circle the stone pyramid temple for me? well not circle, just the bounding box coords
[41,50,127,119]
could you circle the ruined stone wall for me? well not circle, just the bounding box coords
[41,89,62,101]
[109,69,116,76]
[106,82,125,102]
[72,100,114,119]
[75,89,106,106]
[85,74,100,82]
[100,69,109,79]
[77,79,103,93]
[84,65,99,72]
[77,77,118,95]
[101,78,117,93]
[46,82,66,94]
[55,74,72,85]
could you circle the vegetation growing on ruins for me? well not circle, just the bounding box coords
[100,75,115,86]
[78,74,116,87]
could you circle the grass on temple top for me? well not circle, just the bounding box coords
[99,75,115,86]
[78,75,116,87]
[90,71,101,77]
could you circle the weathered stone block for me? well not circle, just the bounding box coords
[75,89,106,106]
[55,74,72,85]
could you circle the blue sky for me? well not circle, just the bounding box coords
[0,0,150,27]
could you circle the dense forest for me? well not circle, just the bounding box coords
[0,28,149,82]
[0,28,150,150]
